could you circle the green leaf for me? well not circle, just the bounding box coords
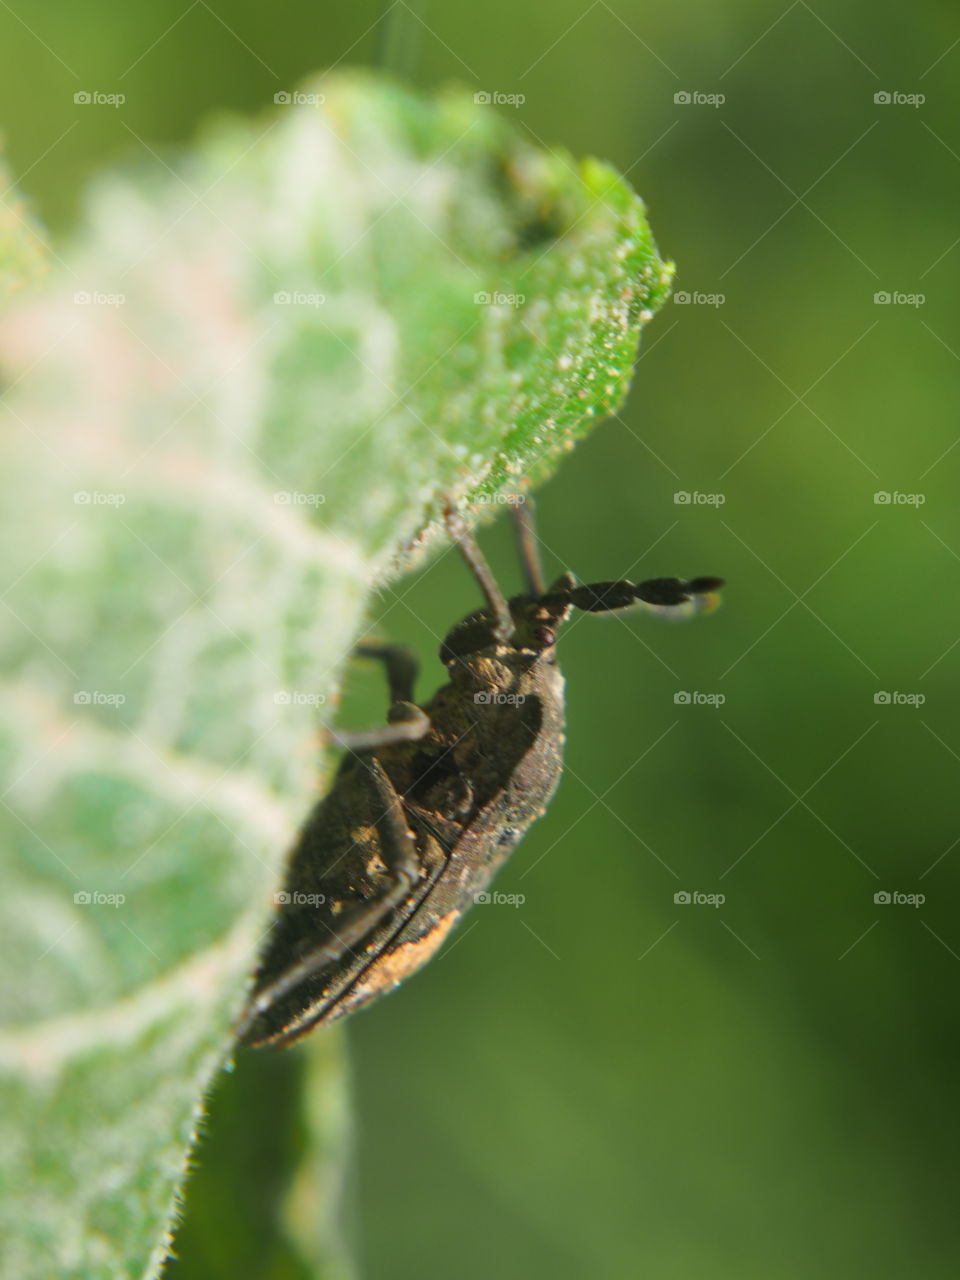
[165,1036,354,1279]
[0,153,46,310]
[0,71,670,1278]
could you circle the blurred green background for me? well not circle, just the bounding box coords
[3,1,959,1275]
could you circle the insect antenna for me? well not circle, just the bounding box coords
[538,576,725,615]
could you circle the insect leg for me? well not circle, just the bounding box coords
[444,504,513,641]
[235,757,421,1043]
[325,642,429,752]
[354,641,419,703]
[326,702,430,753]
[511,493,545,595]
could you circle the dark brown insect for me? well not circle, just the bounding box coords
[237,500,722,1047]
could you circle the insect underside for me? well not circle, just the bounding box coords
[238,500,722,1048]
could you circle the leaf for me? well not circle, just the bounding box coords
[0,71,671,1278]
[0,153,46,309]
[164,1035,353,1279]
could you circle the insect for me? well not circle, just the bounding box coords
[237,499,722,1047]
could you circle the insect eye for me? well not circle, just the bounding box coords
[533,626,556,648]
